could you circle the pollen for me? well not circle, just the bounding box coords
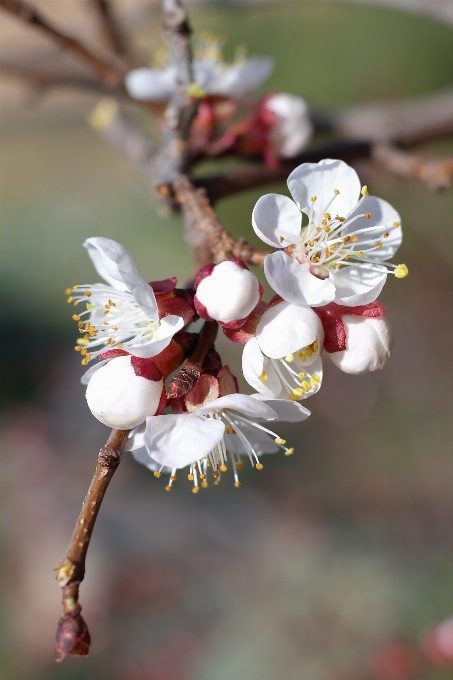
[275,437,286,445]
[279,236,284,243]
[188,473,194,481]
[298,371,306,379]
[220,464,228,472]
[201,480,209,489]
[65,288,72,295]
[225,425,232,434]
[234,481,242,488]
[395,263,409,278]
[72,314,80,321]
[375,242,383,249]
[334,189,340,195]
[310,375,320,387]
[361,185,369,196]
[311,196,317,202]
[301,380,310,391]
[352,236,359,243]
[324,213,331,220]
[255,463,264,470]
[259,371,268,383]
[358,251,364,258]
[85,291,92,297]
[285,353,294,363]
[154,471,161,478]
[364,212,372,220]
[292,388,304,397]
[324,226,331,233]
[67,297,74,303]
[284,448,295,456]
[235,461,245,470]
[165,485,172,492]
[393,222,400,228]
[383,232,389,238]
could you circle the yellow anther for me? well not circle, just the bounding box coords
[316,226,322,233]
[117,343,123,349]
[305,346,313,357]
[225,425,231,434]
[275,437,286,445]
[312,257,320,263]
[113,327,118,331]
[81,358,89,365]
[383,232,389,238]
[324,226,331,233]
[65,288,72,295]
[255,463,264,470]
[214,480,221,486]
[259,371,268,383]
[107,338,115,345]
[187,473,194,481]
[395,263,409,278]
[154,471,161,478]
[72,314,80,321]
[187,82,207,99]
[284,448,295,456]
[285,353,294,363]
[324,213,331,220]
[334,189,340,195]
[67,297,74,303]
[335,264,342,269]
[330,244,337,251]
[212,470,219,478]
[313,341,318,351]
[201,480,209,489]
[80,348,87,356]
[311,196,317,202]
[287,245,293,253]
[322,218,327,226]
[200,474,206,480]
[279,236,284,243]
[292,388,304,397]
[301,380,311,391]
[361,185,369,197]
[298,352,306,362]
[289,393,300,401]
[351,236,359,242]
[393,222,400,228]
[104,310,109,315]
[309,240,315,247]
[364,212,372,220]
[358,251,364,258]
[105,305,110,310]
[298,372,306,380]
[375,242,382,249]
[165,485,172,492]
[235,461,245,470]
[108,299,116,306]
[234,482,242,488]
[73,285,78,290]
[344,254,350,260]
[86,303,94,310]
[85,353,91,361]
[85,291,92,297]
[170,475,177,481]
[74,346,81,352]
[310,375,320,387]
[77,338,88,346]
[78,322,83,328]
[89,98,119,130]
[220,464,228,472]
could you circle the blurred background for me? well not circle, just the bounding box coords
[1,1,453,679]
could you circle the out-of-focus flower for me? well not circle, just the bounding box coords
[369,642,420,680]
[315,300,393,374]
[420,617,453,667]
[85,355,166,429]
[67,238,185,364]
[225,299,324,401]
[252,159,407,307]
[125,34,273,101]
[194,259,263,328]
[128,367,309,490]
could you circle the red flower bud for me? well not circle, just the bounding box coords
[55,613,90,662]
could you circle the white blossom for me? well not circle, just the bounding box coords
[252,159,407,308]
[264,93,313,159]
[329,315,393,374]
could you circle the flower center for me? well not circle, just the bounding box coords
[259,340,321,400]
[66,284,159,364]
[280,187,408,279]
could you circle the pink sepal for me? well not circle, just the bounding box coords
[223,299,267,344]
[158,295,195,325]
[98,349,130,360]
[130,356,163,382]
[314,301,386,353]
[218,366,239,396]
[149,277,177,296]
[155,389,167,416]
[193,295,214,322]
[194,263,215,289]
[184,374,220,412]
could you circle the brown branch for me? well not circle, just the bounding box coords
[54,427,130,661]
[90,0,130,58]
[0,0,127,89]
[156,0,199,188]
[167,320,218,399]
[173,175,269,270]
[0,61,105,92]
[373,142,453,190]
[195,141,372,203]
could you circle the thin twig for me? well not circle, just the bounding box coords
[54,427,130,660]
[373,142,453,190]
[173,175,269,269]
[0,0,127,89]
[167,320,218,399]
[0,61,104,92]
[90,0,129,57]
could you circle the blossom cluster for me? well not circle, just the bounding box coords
[68,160,407,492]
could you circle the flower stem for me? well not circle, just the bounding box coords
[54,427,129,661]
[167,320,218,399]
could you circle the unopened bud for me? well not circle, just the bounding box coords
[329,315,393,374]
[55,613,90,662]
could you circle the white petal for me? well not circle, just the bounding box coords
[226,421,279,455]
[127,315,184,358]
[131,447,166,472]
[251,394,311,422]
[331,264,387,306]
[120,271,158,319]
[84,237,137,291]
[242,338,282,398]
[252,194,302,248]
[124,67,176,101]
[145,414,225,469]
[125,423,146,452]
[342,196,402,261]
[264,252,335,307]
[196,393,277,420]
[196,261,260,323]
[80,358,110,385]
[213,56,274,96]
[265,93,313,158]
[287,159,361,224]
[329,316,393,374]
[256,301,320,358]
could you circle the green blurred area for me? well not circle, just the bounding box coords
[1,3,453,680]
